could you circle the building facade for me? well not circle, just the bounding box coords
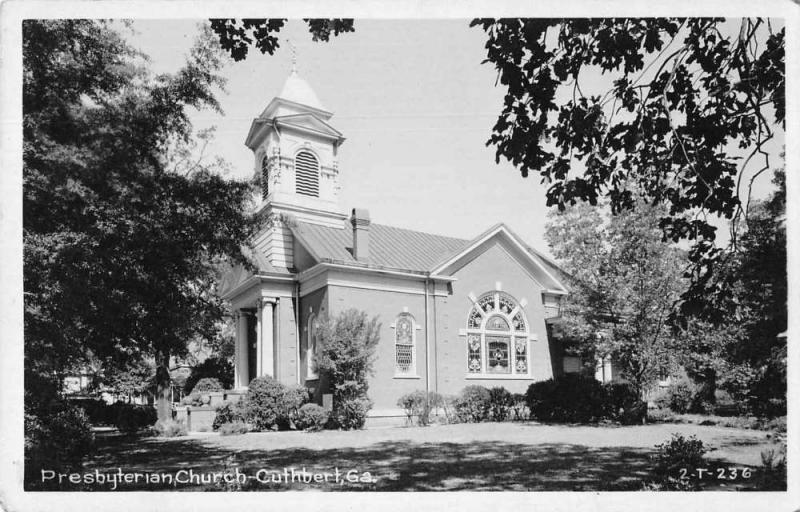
[220,67,573,420]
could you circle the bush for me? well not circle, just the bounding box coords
[25,402,95,479]
[69,398,116,426]
[647,407,676,423]
[454,385,491,423]
[184,357,234,394]
[153,419,187,437]
[315,310,380,430]
[603,382,647,425]
[439,394,459,424]
[113,403,157,434]
[664,379,701,414]
[245,376,287,431]
[509,393,529,421]
[212,400,249,431]
[190,377,223,395]
[331,396,372,430]
[488,387,514,422]
[525,374,606,423]
[652,433,706,489]
[296,403,329,431]
[219,420,250,436]
[396,390,442,426]
[278,385,311,429]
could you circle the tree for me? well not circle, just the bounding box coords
[471,18,784,309]
[545,200,687,395]
[314,309,380,429]
[209,19,354,61]
[23,20,256,421]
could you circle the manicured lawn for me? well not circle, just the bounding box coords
[73,422,782,491]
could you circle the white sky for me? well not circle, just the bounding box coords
[125,19,783,254]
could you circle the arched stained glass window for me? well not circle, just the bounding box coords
[295,150,319,197]
[393,313,416,375]
[465,292,529,376]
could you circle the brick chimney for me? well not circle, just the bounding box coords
[350,208,370,261]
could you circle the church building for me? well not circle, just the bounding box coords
[220,66,572,422]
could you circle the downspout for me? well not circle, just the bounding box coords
[295,280,301,385]
[432,279,439,395]
[424,277,431,396]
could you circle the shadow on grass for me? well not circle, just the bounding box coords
[29,432,656,492]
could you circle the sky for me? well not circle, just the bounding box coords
[125,19,783,255]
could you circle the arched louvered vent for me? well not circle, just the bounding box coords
[295,150,319,197]
[260,155,269,199]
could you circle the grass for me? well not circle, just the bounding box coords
[31,421,783,492]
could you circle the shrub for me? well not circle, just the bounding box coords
[525,374,606,423]
[296,403,330,431]
[153,419,187,437]
[664,379,700,414]
[113,403,157,434]
[25,402,95,479]
[212,400,249,431]
[396,390,442,426]
[652,433,706,489]
[184,357,234,394]
[315,310,380,430]
[439,394,459,424]
[509,393,529,421]
[647,407,676,423]
[190,377,223,395]
[245,376,287,431]
[330,396,372,430]
[488,387,514,422]
[454,385,491,423]
[278,385,311,429]
[219,420,250,436]
[603,382,647,425]
[69,398,116,426]
[755,446,787,490]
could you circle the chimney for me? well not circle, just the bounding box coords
[350,208,370,261]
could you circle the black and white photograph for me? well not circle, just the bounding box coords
[0,1,797,511]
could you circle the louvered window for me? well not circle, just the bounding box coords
[294,150,319,197]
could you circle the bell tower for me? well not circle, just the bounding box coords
[244,58,347,270]
[244,59,347,230]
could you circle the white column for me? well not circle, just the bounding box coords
[256,303,263,377]
[261,300,275,378]
[236,311,249,388]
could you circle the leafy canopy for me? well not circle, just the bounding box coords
[471,18,784,307]
[23,21,256,398]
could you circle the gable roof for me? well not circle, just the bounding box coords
[290,220,469,273]
[429,223,569,293]
[290,219,569,294]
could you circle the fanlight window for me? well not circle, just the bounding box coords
[295,150,320,197]
[394,314,416,375]
[465,292,529,375]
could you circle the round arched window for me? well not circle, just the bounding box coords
[465,292,529,375]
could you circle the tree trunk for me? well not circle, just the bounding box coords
[155,351,172,422]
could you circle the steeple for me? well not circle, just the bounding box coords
[243,58,347,236]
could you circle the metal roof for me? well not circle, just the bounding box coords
[291,220,470,273]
